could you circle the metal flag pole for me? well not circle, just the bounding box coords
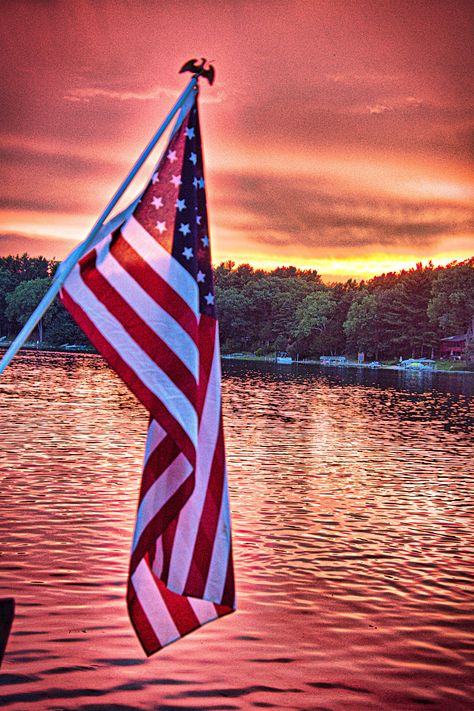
[0,74,198,376]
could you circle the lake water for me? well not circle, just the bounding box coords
[0,352,473,710]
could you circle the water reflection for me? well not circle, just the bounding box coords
[0,353,473,710]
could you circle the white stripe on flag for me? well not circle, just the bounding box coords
[95,245,199,378]
[64,261,198,444]
[131,559,179,647]
[188,597,219,625]
[152,537,164,578]
[204,471,231,602]
[201,327,231,602]
[144,419,167,463]
[122,216,199,314]
[166,331,222,595]
[132,452,193,552]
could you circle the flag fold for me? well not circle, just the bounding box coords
[60,90,235,655]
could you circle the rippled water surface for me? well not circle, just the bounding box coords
[0,352,473,710]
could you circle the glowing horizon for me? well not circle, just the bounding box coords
[0,1,472,280]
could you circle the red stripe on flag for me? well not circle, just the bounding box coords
[110,231,198,343]
[60,289,196,466]
[222,547,236,608]
[139,434,181,499]
[154,577,201,637]
[159,517,178,587]
[127,579,161,656]
[197,315,217,420]
[79,249,197,408]
[184,418,226,598]
[130,473,195,574]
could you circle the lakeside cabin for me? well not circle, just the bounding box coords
[439,319,473,360]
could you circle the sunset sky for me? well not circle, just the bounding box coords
[0,0,472,281]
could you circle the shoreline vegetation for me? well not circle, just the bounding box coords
[1,254,473,372]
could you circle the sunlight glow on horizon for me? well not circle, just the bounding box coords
[1,116,472,283]
[0,209,471,283]
[213,250,474,282]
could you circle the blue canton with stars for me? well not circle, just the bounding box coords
[134,95,216,319]
[172,104,216,318]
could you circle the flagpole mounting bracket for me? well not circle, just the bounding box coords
[179,58,215,85]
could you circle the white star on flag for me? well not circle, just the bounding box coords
[197,270,205,283]
[185,127,195,139]
[205,292,214,305]
[196,215,202,225]
[179,223,190,236]
[193,177,198,188]
[189,152,197,165]
[182,247,193,260]
[175,199,186,212]
[170,174,182,187]
[152,172,159,184]
[198,177,205,189]
[167,150,177,163]
[151,196,164,209]
[201,235,209,247]
[155,221,166,234]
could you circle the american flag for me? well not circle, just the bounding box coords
[60,90,235,655]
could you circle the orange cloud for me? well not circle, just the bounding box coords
[0,0,472,280]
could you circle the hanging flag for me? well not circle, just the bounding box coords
[59,89,235,655]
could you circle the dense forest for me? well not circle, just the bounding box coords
[214,259,474,360]
[1,254,473,361]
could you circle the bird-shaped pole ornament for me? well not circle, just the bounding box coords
[179,58,215,85]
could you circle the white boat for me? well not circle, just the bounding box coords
[368,361,381,368]
[276,351,293,364]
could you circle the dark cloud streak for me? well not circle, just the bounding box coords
[0,233,73,260]
[215,173,473,250]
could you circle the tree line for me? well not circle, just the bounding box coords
[0,255,89,348]
[1,253,473,360]
[214,259,474,359]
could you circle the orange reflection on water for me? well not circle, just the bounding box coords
[0,353,473,710]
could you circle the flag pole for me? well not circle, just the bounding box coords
[0,75,198,376]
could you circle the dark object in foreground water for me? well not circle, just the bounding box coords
[0,598,15,667]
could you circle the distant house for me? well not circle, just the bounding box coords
[439,318,474,359]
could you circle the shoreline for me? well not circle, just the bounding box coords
[222,353,474,375]
[1,344,473,376]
